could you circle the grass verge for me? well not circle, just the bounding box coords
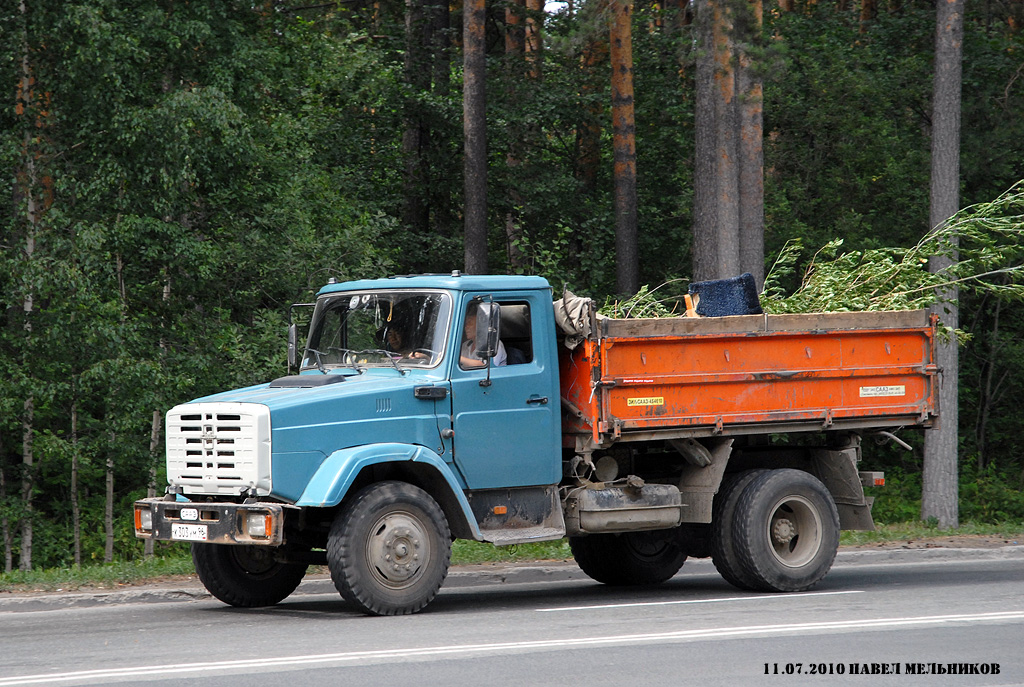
[840,520,1024,546]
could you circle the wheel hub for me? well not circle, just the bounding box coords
[232,545,278,575]
[368,514,427,587]
[772,518,797,546]
[766,495,823,568]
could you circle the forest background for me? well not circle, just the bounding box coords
[2,0,1023,573]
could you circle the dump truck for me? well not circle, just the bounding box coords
[134,273,938,615]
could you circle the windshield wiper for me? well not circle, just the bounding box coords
[355,349,407,375]
[305,348,327,374]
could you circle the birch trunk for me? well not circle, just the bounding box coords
[18,0,37,571]
[106,432,115,563]
[72,401,81,567]
[0,432,12,573]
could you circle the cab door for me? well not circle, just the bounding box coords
[448,293,561,489]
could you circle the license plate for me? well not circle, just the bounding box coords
[172,523,208,541]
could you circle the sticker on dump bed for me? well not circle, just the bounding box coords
[859,385,906,398]
[627,396,665,407]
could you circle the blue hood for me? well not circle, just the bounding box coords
[189,370,452,502]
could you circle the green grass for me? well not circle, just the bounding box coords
[0,554,198,594]
[840,520,1024,546]
[451,538,573,565]
[5,522,1024,595]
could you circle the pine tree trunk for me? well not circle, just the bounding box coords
[922,0,963,529]
[429,0,454,239]
[711,0,740,277]
[403,0,432,240]
[692,0,719,282]
[506,0,525,55]
[504,0,527,271]
[463,0,488,273]
[737,0,764,288]
[576,37,607,193]
[525,0,544,79]
[610,0,639,295]
[693,0,741,282]
[860,0,877,32]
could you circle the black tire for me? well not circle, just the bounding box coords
[191,543,308,607]
[711,469,767,591]
[569,529,687,586]
[328,481,451,616]
[731,469,840,592]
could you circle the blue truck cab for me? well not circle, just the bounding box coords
[135,273,569,615]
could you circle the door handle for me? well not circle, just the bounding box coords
[526,396,549,405]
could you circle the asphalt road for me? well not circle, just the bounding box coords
[1,546,1023,687]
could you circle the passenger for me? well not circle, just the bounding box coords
[460,303,506,368]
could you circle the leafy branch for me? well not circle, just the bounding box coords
[599,280,685,318]
[761,181,1024,315]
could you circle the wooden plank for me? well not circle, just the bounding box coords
[600,310,930,339]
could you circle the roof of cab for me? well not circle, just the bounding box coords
[316,272,551,296]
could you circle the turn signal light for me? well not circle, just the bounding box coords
[134,507,153,532]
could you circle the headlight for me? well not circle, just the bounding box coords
[246,511,272,538]
[134,507,154,532]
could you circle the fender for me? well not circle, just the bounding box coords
[294,443,482,539]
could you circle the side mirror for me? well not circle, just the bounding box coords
[473,302,501,359]
[287,301,317,373]
[287,323,298,371]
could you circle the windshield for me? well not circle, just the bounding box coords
[302,290,452,370]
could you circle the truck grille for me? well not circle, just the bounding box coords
[166,403,272,496]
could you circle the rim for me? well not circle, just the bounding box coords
[365,509,432,590]
[764,494,822,568]
[232,545,279,577]
[623,530,673,560]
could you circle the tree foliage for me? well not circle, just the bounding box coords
[2,0,1024,570]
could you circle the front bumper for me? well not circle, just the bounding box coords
[133,498,288,546]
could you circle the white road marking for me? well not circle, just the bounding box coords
[536,589,863,612]
[1,611,1022,685]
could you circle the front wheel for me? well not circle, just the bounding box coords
[731,469,840,592]
[569,529,687,586]
[192,543,308,607]
[328,481,451,616]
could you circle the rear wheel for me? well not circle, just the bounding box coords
[327,481,451,616]
[731,469,840,592]
[569,529,686,586]
[711,469,766,591]
[192,543,308,607]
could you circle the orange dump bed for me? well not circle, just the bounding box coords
[559,310,938,446]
